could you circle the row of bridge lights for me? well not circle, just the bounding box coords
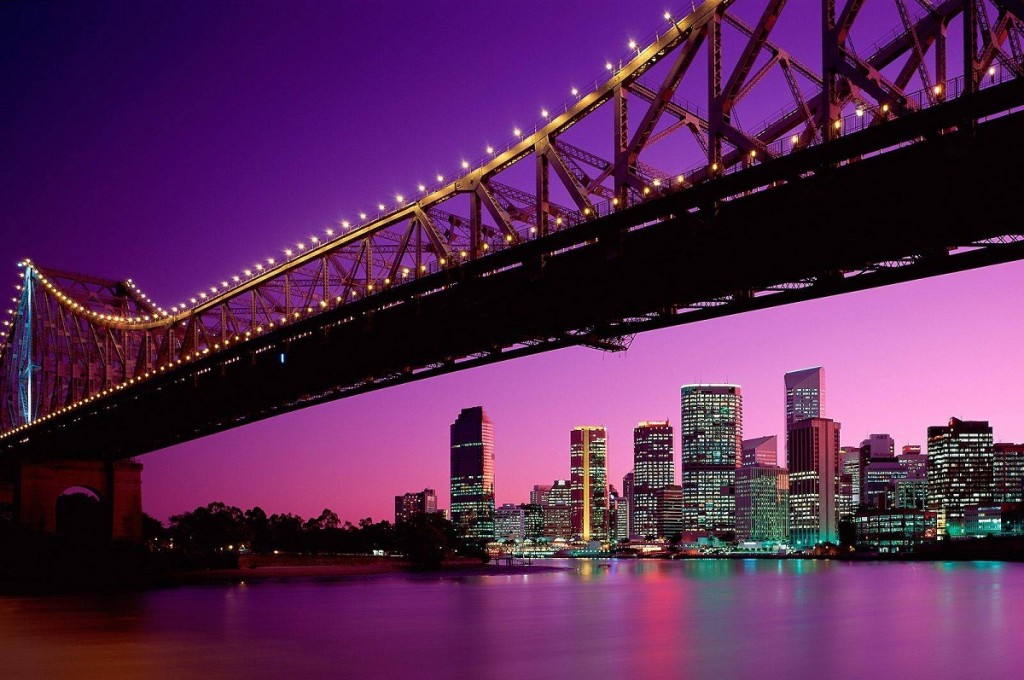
[159,11,692,311]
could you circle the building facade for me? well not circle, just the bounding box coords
[784,367,824,427]
[655,485,684,539]
[681,384,742,533]
[633,421,674,538]
[787,417,841,547]
[993,443,1024,503]
[450,406,496,540]
[735,465,789,542]
[494,503,525,541]
[742,435,778,467]
[394,488,438,524]
[570,426,609,541]
[927,418,994,537]
[543,479,572,539]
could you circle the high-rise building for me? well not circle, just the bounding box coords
[622,471,635,538]
[615,497,630,541]
[543,479,573,539]
[859,434,897,507]
[839,447,861,520]
[735,465,789,542]
[787,417,841,547]
[993,443,1024,503]
[530,484,553,507]
[655,485,684,539]
[927,418,994,537]
[450,406,496,540]
[784,367,824,427]
[394,488,438,524]
[681,384,742,533]
[895,477,928,510]
[570,427,609,541]
[898,445,927,479]
[608,486,622,542]
[494,504,526,541]
[520,503,545,539]
[742,435,778,467]
[633,420,674,539]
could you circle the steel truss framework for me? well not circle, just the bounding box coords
[2,0,1024,445]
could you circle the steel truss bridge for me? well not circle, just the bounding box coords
[3,0,1024,460]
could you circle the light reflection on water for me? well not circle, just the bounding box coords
[1,559,1022,679]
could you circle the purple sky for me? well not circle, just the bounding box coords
[3,1,1022,523]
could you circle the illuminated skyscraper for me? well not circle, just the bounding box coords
[784,367,824,427]
[898,445,928,479]
[680,384,742,532]
[735,465,789,542]
[787,417,841,547]
[927,418,994,537]
[394,488,438,524]
[450,406,495,540]
[655,485,684,539]
[570,427,608,541]
[993,443,1024,503]
[530,484,553,506]
[632,420,674,538]
[543,479,572,539]
[861,434,902,508]
[839,447,861,520]
[495,503,525,541]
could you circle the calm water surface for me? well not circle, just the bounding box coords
[1,559,1020,679]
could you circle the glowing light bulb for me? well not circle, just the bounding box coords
[461,160,469,169]
[436,174,444,182]
[571,87,579,96]
[418,184,426,192]
[486,146,494,154]
[628,40,637,50]
[541,109,549,118]
[514,127,522,137]
[606,62,614,71]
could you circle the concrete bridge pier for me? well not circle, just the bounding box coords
[12,459,143,542]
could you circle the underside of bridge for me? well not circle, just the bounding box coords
[4,79,1023,462]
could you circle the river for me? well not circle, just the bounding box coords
[1,559,1020,679]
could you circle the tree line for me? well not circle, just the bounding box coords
[154,502,486,567]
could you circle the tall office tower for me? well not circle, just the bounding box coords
[394,488,438,524]
[784,367,824,427]
[839,448,861,520]
[742,435,778,467]
[895,477,929,510]
[494,504,526,541]
[860,435,902,508]
[520,503,545,539]
[735,465,789,542]
[787,417,841,547]
[927,418,994,537]
[633,421,675,539]
[681,384,742,533]
[608,487,621,542]
[993,443,1024,503]
[450,406,496,540]
[655,485,684,538]
[570,427,609,541]
[616,497,630,541]
[530,484,553,506]
[898,445,928,478]
[543,479,572,539]
[622,471,635,537]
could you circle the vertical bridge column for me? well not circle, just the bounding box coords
[15,459,143,542]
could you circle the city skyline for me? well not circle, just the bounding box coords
[2,1,1022,525]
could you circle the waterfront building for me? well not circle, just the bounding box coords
[495,503,526,541]
[742,435,778,467]
[993,443,1024,503]
[394,488,438,524]
[615,497,630,541]
[927,418,994,537]
[784,366,824,427]
[859,434,897,507]
[839,448,860,520]
[898,445,928,479]
[520,503,545,539]
[544,479,572,539]
[633,421,674,539]
[895,476,928,510]
[735,465,789,542]
[570,426,608,541]
[853,508,937,553]
[622,471,635,537]
[450,406,496,540]
[681,384,742,533]
[787,417,841,547]
[655,485,684,539]
[530,484,553,507]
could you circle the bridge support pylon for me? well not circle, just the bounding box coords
[13,459,143,542]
